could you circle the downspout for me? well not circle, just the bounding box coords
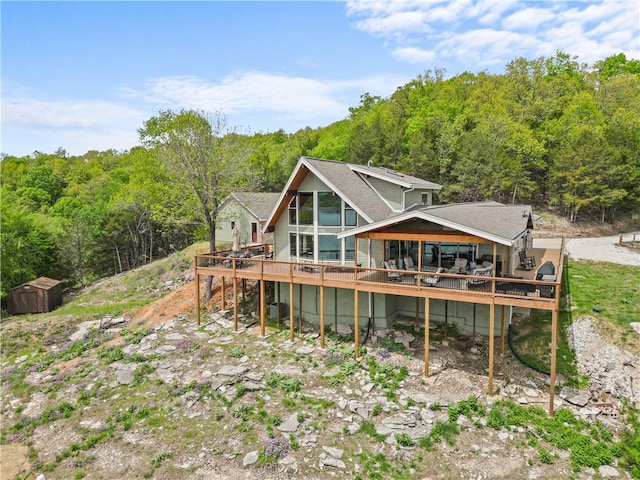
[402,186,415,211]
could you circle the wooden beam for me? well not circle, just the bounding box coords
[260,279,265,337]
[320,268,325,349]
[549,309,558,415]
[424,295,430,377]
[488,303,495,394]
[354,289,359,358]
[500,305,505,355]
[221,276,226,311]
[298,284,303,334]
[334,287,338,334]
[276,281,281,329]
[359,231,492,243]
[233,278,238,332]
[289,280,295,342]
[195,258,201,326]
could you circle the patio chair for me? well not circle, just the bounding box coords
[448,258,468,273]
[403,256,417,271]
[468,263,492,285]
[419,267,445,286]
[518,251,536,271]
[382,261,402,282]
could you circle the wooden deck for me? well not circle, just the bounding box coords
[195,245,563,311]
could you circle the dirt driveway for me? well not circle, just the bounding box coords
[565,232,640,266]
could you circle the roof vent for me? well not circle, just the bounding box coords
[382,167,405,178]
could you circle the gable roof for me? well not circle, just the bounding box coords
[13,277,62,291]
[337,202,534,246]
[264,156,442,230]
[229,192,281,221]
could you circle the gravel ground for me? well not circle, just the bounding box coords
[564,232,640,411]
[565,232,640,266]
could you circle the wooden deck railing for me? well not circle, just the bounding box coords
[195,249,562,310]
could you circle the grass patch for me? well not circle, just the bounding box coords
[488,400,621,471]
[564,260,640,327]
[510,309,582,386]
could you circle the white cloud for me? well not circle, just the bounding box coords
[501,8,557,30]
[356,11,430,37]
[345,0,640,73]
[393,46,437,63]
[1,94,146,155]
[124,71,409,122]
[2,71,412,155]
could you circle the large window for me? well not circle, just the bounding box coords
[289,233,297,257]
[289,192,357,228]
[345,203,357,226]
[318,235,340,260]
[345,236,355,260]
[300,234,314,258]
[288,191,358,263]
[298,193,314,225]
[288,197,297,225]
[318,192,341,226]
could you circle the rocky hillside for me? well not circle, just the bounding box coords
[1,245,637,480]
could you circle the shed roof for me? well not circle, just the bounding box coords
[16,277,62,291]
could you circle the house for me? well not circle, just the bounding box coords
[194,157,563,412]
[7,277,63,315]
[215,192,280,247]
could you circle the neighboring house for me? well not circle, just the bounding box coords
[195,156,564,410]
[216,192,280,247]
[7,277,63,315]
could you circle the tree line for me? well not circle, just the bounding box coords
[2,52,639,298]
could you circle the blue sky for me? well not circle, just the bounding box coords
[2,1,639,157]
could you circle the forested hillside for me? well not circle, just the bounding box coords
[2,52,639,298]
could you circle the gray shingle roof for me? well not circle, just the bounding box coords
[303,157,393,222]
[338,201,533,245]
[417,202,533,241]
[231,192,280,221]
[349,164,442,190]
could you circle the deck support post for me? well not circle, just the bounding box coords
[320,286,325,349]
[320,270,325,349]
[195,258,201,326]
[549,309,558,415]
[276,282,281,329]
[444,300,448,341]
[233,277,238,332]
[354,289,359,358]
[424,295,430,377]
[260,279,265,337]
[488,302,495,394]
[371,293,375,335]
[500,305,505,355]
[221,276,226,311]
[298,284,303,334]
[334,288,338,334]
[289,280,295,342]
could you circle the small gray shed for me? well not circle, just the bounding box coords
[7,277,63,315]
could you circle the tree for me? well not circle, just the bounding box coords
[138,109,253,299]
